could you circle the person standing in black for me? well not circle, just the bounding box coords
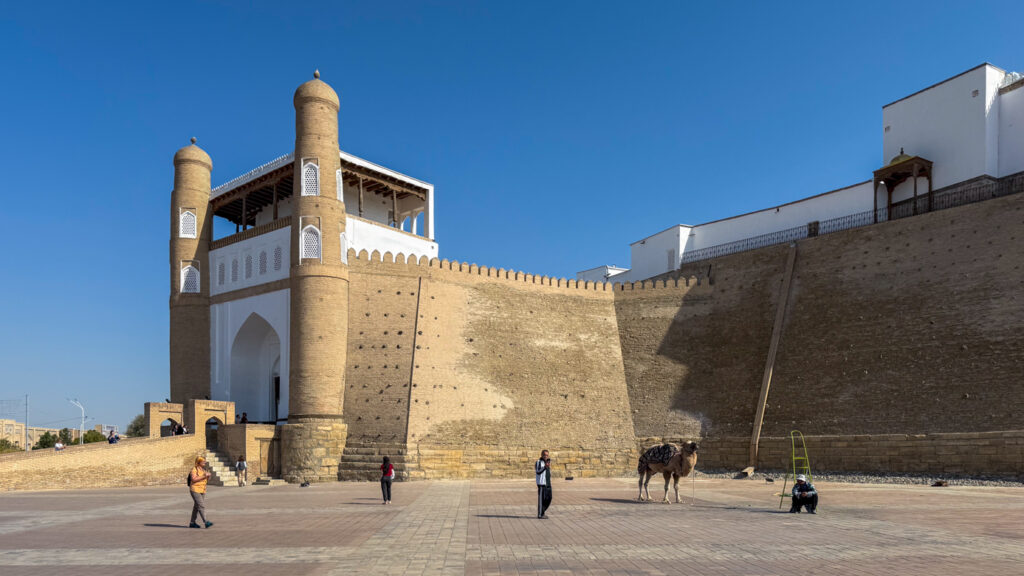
[535,450,552,519]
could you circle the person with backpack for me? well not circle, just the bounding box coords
[235,455,248,487]
[380,456,395,504]
[188,456,214,528]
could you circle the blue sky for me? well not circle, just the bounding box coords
[0,1,1020,431]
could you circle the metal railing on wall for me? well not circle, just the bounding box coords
[679,174,1023,265]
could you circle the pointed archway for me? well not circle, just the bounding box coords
[230,313,282,423]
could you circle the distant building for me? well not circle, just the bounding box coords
[0,419,111,447]
[580,63,1024,282]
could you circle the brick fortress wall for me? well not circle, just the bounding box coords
[343,253,638,479]
[623,188,1024,476]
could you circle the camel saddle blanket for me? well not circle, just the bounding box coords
[638,444,679,473]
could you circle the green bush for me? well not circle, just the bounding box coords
[0,438,21,453]
[125,414,146,437]
[83,430,106,444]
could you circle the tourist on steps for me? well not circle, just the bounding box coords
[535,450,552,519]
[188,456,214,528]
[789,474,818,514]
[381,456,395,504]
[235,455,248,487]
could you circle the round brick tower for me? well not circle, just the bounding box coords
[281,71,350,482]
[169,138,212,403]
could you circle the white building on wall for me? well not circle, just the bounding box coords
[580,63,1024,283]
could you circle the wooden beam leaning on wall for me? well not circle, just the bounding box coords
[746,242,799,474]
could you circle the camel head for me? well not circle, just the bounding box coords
[683,441,698,455]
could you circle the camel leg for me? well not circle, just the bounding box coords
[673,474,681,503]
[642,472,652,501]
[662,471,671,503]
[637,472,645,501]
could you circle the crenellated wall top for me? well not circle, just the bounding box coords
[345,249,708,297]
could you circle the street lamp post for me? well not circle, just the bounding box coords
[68,399,85,445]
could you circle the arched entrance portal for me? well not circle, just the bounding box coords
[230,313,282,423]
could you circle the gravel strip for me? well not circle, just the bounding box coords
[693,468,1024,488]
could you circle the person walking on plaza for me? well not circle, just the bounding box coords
[380,456,395,504]
[789,474,818,514]
[535,450,552,519]
[235,455,248,487]
[188,456,214,528]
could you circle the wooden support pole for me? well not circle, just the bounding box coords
[391,189,398,227]
[241,194,247,231]
[873,179,879,223]
[358,176,364,217]
[912,164,919,215]
[928,174,933,212]
[272,182,278,220]
[748,243,799,470]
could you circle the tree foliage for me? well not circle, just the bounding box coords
[58,428,75,446]
[0,438,21,453]
[125,414,146,437]
[33,431,57,450]
[83,430,106,443]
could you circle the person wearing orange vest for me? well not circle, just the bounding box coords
[188,456,214,528]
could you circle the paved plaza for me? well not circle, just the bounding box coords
[1,477,1022,575]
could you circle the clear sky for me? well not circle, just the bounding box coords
[0,1,1020,432]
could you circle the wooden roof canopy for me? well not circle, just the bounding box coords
[872,148,934,222]
[211,157,429,226]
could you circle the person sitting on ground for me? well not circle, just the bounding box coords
[107,430,120,444]
[789,474,818,514]
[54,440,65,452]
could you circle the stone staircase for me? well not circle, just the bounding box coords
[252,477,288,486]
[339,442,415,481]
[203,450,237,487]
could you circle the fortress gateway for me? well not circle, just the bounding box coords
[157,65,1024,485]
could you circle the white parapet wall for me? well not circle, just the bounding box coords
[345,215,438,262]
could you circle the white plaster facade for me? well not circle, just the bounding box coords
[576,265,629,284]
[581,63,1024,283]
[210,289,290,423]
[209,227,290,297]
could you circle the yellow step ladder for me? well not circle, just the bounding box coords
[778,430,812,509]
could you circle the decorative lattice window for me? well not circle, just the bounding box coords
[245,255,253,279]
[181,266,200,293]
[259,251,267,275]
[274,246,282,271]
[217,263,225,286]
[231,259,239,282]
[336,169,343,201]
[300,225,321,259]
[179,211,197,238]
[302,161,319,196]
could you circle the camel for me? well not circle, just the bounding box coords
[636,441,698,503]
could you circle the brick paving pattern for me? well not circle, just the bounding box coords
[1,478,1022,575]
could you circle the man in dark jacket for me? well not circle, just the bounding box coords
[535,450,552,519]
[790,474,818,513]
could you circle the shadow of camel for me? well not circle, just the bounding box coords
[143,523,191,529]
